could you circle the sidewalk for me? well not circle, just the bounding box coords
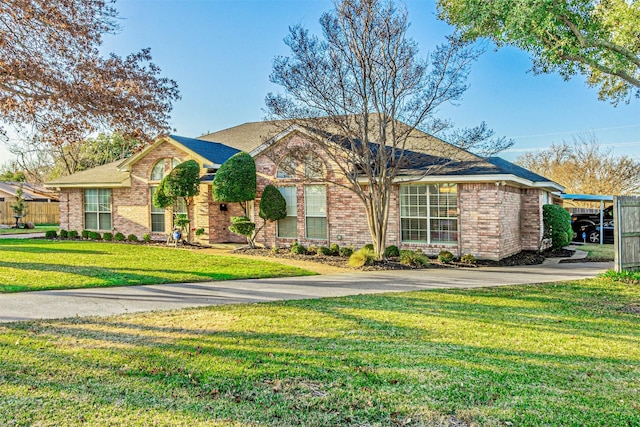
[0,261,611,323]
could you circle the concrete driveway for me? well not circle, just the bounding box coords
[0,261,611,323]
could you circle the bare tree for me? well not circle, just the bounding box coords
[266,0,503,258]
[0,0,180,148]
[516,134,640,197]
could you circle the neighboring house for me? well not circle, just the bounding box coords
[46,121,564,260]
[0,182,59,203]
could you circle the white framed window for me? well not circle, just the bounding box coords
[400,184,457,244]
[150,186,165,232]
[150,160,165,181]
[277,186,297,238]
[305,185,326,240]
[84,189,111,230]
[276,156,297,178]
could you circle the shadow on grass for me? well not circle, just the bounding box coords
[0,244,106,255]
[2,296,639,427]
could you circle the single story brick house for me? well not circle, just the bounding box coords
[47,121,563,260]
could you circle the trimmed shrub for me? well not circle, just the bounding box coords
[339,246,354,257]
[363,243,374,251]
[437,250,454,263]
[329,243,340,256]
[308,245,318,255]
[543,204,572,249]
[212,152,256,203]
[68,230,79,239]
[59,229,68,238]
[103,232,113,241]
[195,228,205,236]
[317,246,331,256]
[400,250,429,267]
[291,241,307,255]
[88,231,101,240]
[228,216,255,240]
[114,232,126,241]
[127,234,138,242]
[384,245,400,257]
[348,248,376,268]
[45,230,57,239]
[460,253,477,265]
[143,233,151,242]
[81,230,90,239]
[259,184,287,222]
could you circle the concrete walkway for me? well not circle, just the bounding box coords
[0,232,46,239]
[0,261,611,323]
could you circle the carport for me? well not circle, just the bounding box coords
[560,193,614,245]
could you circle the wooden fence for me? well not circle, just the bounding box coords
[614,196,640,272]
[0,201,60,225]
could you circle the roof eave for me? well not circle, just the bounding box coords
[44,177,131,189]
[360,173,564,192]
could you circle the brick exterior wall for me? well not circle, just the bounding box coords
[58,132,548,259]
[252,132,547,260]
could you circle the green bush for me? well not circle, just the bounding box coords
[291,241,307,255]
[88,231,102,240]
[103,232,113,241]
[114,232,126,241]
[195,228,205,236]
[543,204,572,249]
[437,250,454,263]
[143,233,151,242]
[229,216,255,240]
[400,250,429,267]
[259,184,287,222]
[329,243,340,256]
[348,248,376,268]
[460,253,477,265]
[68,230,79,239]
[339,246,354,257]
[317,246,331,256]
[363,243,374,251]
[212,152,256,203]
[81,230,90,239]
[45,230,58,239]
[384,245,400,257]
[308,245,318,255]
[59,229,68,238]
[127,234,138,242]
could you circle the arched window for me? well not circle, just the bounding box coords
[150,160,165,181]
[276,156,297,178]
[304,153,324,178]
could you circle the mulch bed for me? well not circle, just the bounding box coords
[233,247,579,270]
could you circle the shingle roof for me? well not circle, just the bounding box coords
[0,182,59,200]
[483,157,554,183]
[199,121,283,153]
[169,135,241,165]
[46,161,131,188]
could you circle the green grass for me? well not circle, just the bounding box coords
[1,278,638,426]
[0,239,315,293]
[579,243,614,260]
[0,224,59,235]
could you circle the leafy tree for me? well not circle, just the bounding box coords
[212,152,257,247]
[252,184,288,245]
[259,185,287,223]
[266,0,503,259]
[212,152,256,216]
[10,185,28,226]
[0,168,26,182]
[152,160,201,241]
[437,0,640,104]
[516,134,640,196]
[0,0,180,147]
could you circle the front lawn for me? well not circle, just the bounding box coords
[0,224,59,235]
[1,278,638,426]
[0,239,315,293]
[580,243,614,260]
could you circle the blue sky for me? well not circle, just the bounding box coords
[1,0,638,167]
